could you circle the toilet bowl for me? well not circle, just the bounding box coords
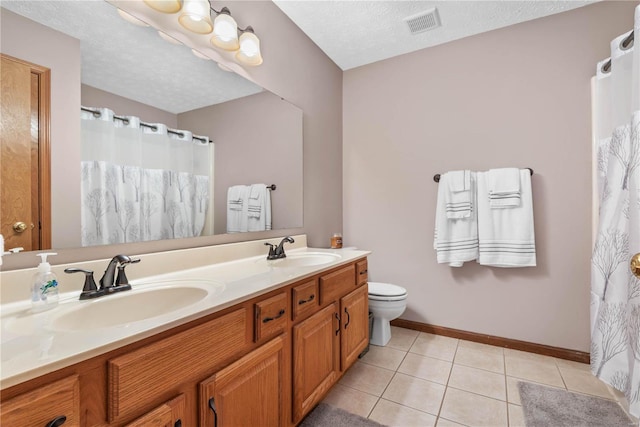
[368,282,408,346]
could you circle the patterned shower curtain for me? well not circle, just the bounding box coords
[80,107,212,246]
[591,6,640,418]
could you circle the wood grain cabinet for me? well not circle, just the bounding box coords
[0,257,368,427]
[200,335,286,427]
[125,394,185,427]
[0,374,80,427]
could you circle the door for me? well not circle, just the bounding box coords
[0,54,51,251]
[340,285,369,371]
[200,336,285,427]
[292,302,340,423]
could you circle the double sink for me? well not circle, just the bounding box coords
[4,252,341,334]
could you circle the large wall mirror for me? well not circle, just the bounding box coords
[1,1,303,257]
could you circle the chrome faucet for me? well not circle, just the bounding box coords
[265,236,295,260]
[99,255,140,293]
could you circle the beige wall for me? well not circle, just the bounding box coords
[1,9,82,249]
[81,84,178,128]
[343,1,636,352]
[178,91,303,235]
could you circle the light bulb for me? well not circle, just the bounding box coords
[236,30,262,65]
[211,12,239,51]
[179,0,213,34]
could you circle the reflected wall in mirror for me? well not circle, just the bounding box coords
[0,0,303,253]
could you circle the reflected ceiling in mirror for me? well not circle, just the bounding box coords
[1,0,303,251]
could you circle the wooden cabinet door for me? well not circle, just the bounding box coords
[125,394,185,427]
[292,303,340,423]
[340,285,369,371]
[0,375,80,427]
[200,336,285,427]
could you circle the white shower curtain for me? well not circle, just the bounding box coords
[591,6,640,418]
[80,107,211,246]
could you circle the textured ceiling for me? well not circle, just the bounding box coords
[1,0,263,114]
[273,0,598,70]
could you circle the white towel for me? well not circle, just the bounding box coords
[443,171,473,219]
[477,169,536,267]
[434,171,478,267]
[488,168,521,208]
[227,185,248,233]
[247,184,272,232]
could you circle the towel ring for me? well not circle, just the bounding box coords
[433,168,533,183]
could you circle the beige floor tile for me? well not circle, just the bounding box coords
[506,377,564,405]
[360,344,407,371]
[454,345,505,374]
[505,356,565,388]
[322,383,379,418]
[504,348,556,366]
[458,340,504,356]
[558,366,615,399]
[508,404,526,427]
[398,352,452,385]
[339,362,395,396]
[369,398,437,427]
[410,333,459,362]
[448,364,506,401]
[387,326,420,351]
[554,357,591,373]
[436,417,468,427]
[440,387,508,427]
[382,373,446,415]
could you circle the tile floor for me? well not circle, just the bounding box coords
[321,326,634,427]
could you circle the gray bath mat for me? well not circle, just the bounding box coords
[518,381,635,427]
[299,403,386,427]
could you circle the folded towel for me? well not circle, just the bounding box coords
[488,168,521,194]
[227,185,249,233]
[247,184,272,231]
[448,170,470,193]
[489,191,521,208]
[434,171,478,267]
[477,170,536,267]
[442,171,473,219]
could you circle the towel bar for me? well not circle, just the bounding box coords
[433,168,533,183]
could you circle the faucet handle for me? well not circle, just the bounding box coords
[64,268,104,300]
[264,242,277,259]
[114,258,140,290]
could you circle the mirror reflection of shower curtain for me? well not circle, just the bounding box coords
[591,6,640,418]
[80,107,211,246]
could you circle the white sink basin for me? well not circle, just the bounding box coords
[52,286,209,331]
[3,281,224,334]
[266,252,341,268]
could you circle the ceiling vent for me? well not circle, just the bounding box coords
[405,8,441,35]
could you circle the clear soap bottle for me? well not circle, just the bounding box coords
[31,252,59,312]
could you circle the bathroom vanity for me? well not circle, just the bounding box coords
[0,239,370,426]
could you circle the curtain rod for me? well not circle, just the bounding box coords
[601,30,634,74]
[81,107,212,144]
[433,168,534,183]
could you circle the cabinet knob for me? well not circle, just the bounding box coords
[45,416,67,427]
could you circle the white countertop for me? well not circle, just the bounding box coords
[0,246,369,389]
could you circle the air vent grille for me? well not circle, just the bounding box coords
[405,8,441,35]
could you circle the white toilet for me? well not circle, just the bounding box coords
[368,282,408,346]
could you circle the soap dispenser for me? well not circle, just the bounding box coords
[31,252,59,312]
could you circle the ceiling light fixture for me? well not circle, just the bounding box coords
[210,7,239,51]
[139,0,263,66]
[178,0,214,34]
[143,0,183,14]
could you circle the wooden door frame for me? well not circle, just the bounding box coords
[1,54,51,249]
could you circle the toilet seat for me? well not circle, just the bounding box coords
[368,282,407,301]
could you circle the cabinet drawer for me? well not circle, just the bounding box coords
[255,292,288,342]
[319,264,356,305]
[292,279,319,321]
[1,375,80,427]
[125,394,185,427]
[108,308,249,423]
[356,259,368,286]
